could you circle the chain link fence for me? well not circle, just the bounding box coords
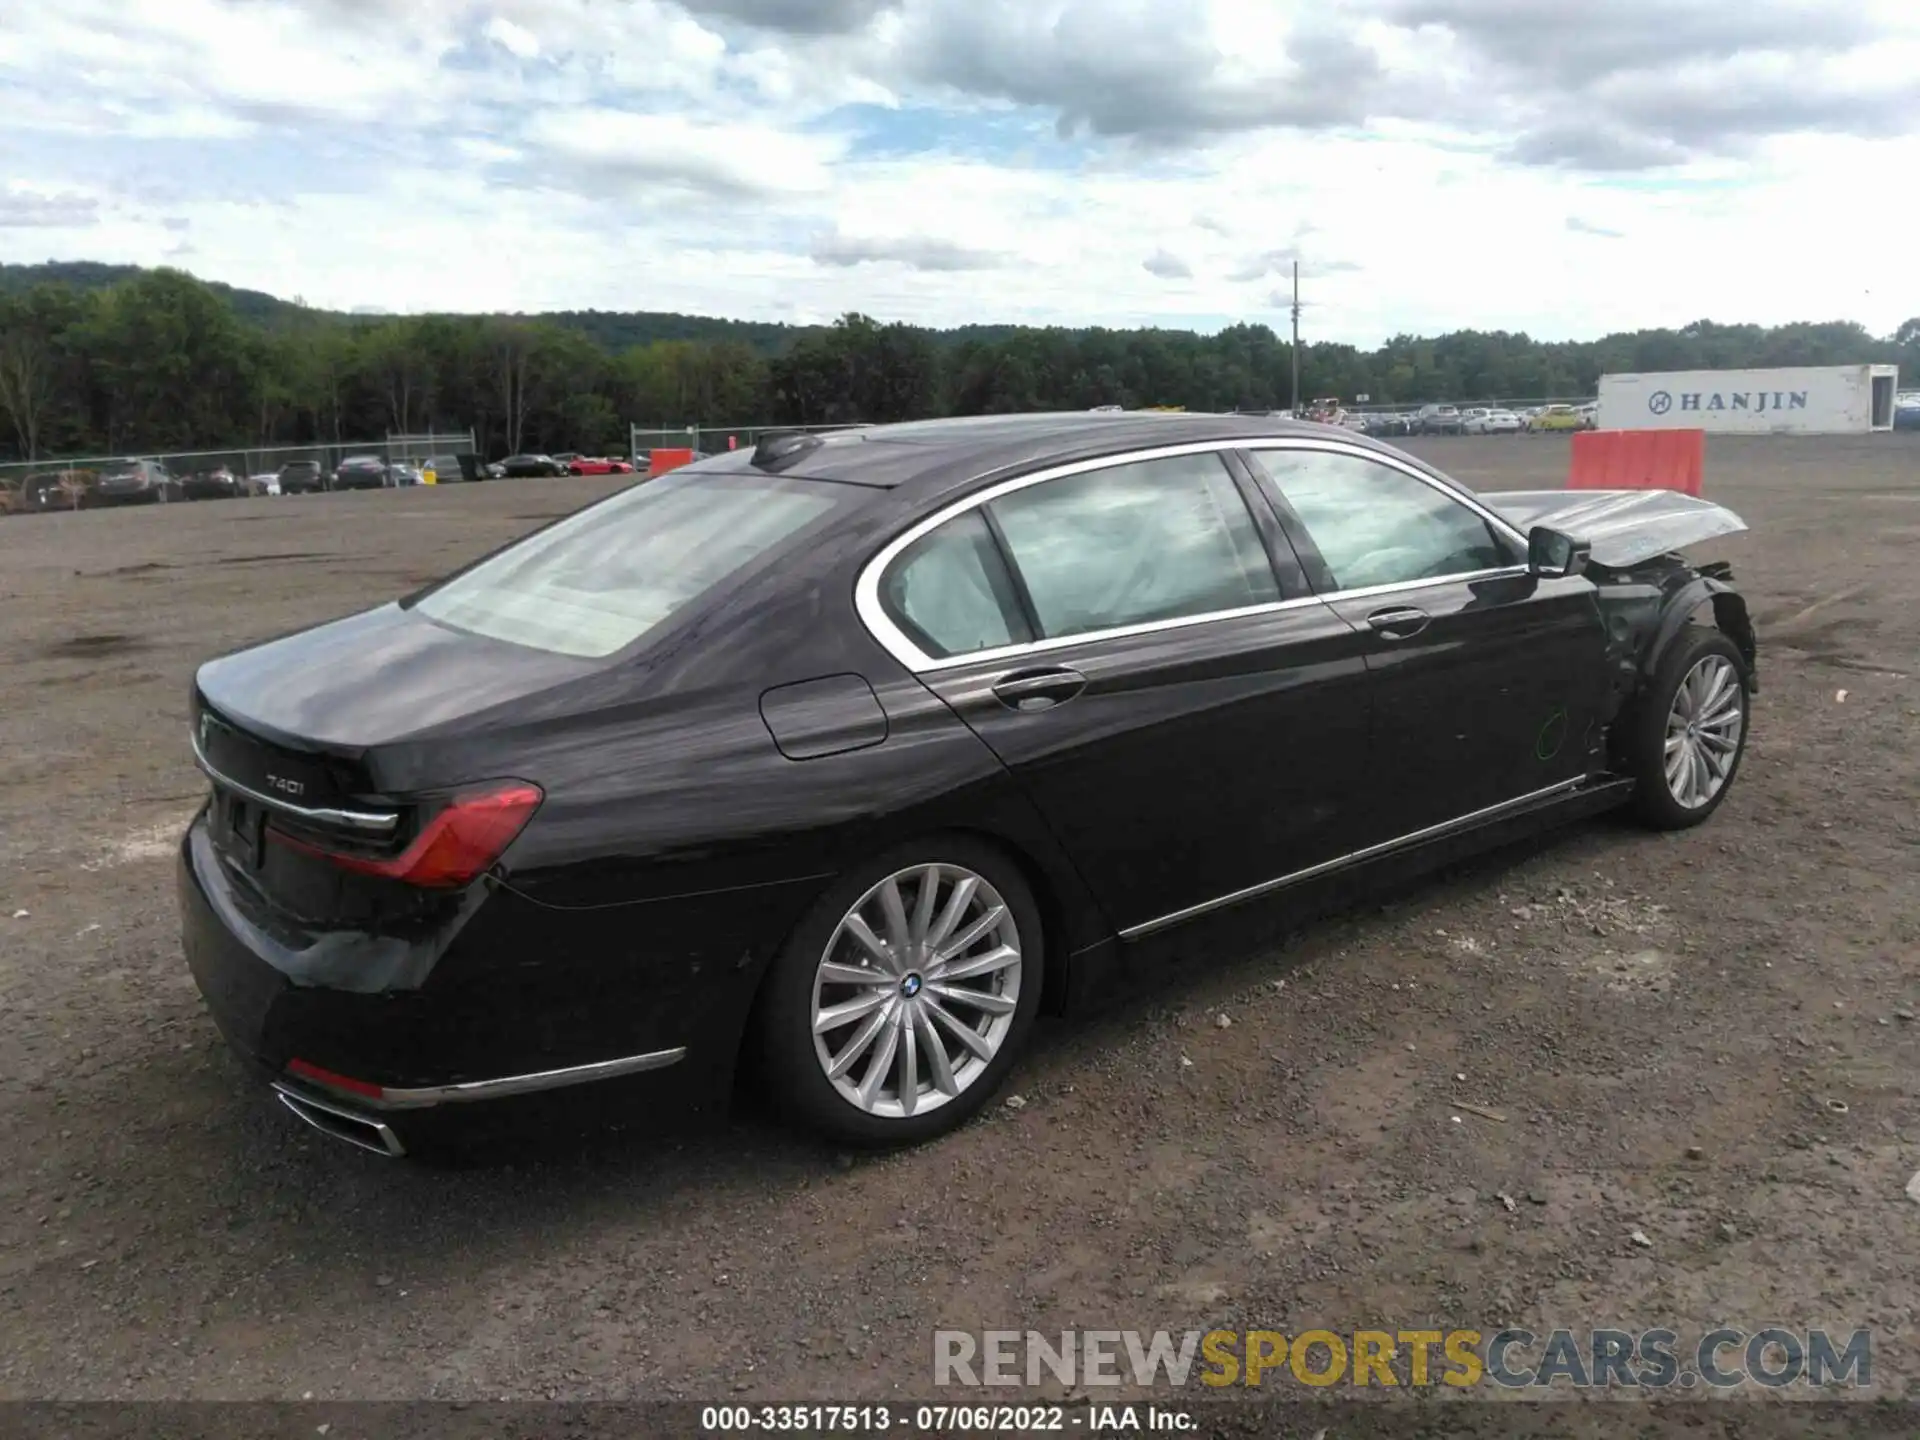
[0,431,475,516]
[627,421,869,464]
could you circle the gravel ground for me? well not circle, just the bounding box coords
[0,435,1916,1404]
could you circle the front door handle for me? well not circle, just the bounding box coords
[990,667,1087,712]
[1366,606,1431,639]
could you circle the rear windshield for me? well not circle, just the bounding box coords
[411,470,844,658]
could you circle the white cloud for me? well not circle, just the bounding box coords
[484,16,542,58]
[517,110,843,195]
[0,0,1915,343]
[0,189,102,229]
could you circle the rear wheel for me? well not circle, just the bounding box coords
[756,837,1043,1147]
[1627,627,1750,829]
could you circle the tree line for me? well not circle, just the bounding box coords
[0,264,1913,464]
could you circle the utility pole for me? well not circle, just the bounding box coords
[1289,260,1301,418]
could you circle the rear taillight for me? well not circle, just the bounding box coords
[272,781,542,888]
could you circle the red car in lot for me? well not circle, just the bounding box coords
[565,456,636,476]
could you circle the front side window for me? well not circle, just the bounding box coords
[1250,449,1518,592]
[414,470,841,658]
[879,509,1033,660]
[986,451,1280,641]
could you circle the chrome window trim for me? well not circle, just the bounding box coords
[1238,435,1532,557]
[1119,777,1590,940]
[857,439,1296,674]
[912,595,1324,674]
[1313,564,1534,603]
[853,435,1538,675]
[190,727,399,835]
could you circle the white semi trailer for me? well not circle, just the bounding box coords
[1596,364,1898,435]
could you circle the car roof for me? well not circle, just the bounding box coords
[677,411,1417,498]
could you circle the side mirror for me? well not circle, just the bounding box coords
[1528,525,1589,579]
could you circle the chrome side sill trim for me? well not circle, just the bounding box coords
[272,1084,407,1157]
[190,728,399,834]
[297,1046,690,1112]
[1119,777,1591,940]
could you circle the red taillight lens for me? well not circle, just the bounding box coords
[273,781,542,888]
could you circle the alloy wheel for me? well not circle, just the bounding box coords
[1664,654,1744,809]
[810,864,1022,1120]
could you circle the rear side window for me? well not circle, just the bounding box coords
[413,471,840,658]
[985,452,1279,640]
[879,510,1034,660]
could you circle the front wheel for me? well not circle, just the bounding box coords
[1626,626,1751,829]
[755,838,1044,1147]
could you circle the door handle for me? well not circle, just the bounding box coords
[990,667,1087,712]
[1366,606,1431,639]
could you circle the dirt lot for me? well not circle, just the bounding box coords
[1,436,1916,1404]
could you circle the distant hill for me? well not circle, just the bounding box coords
[0,260,300,325]
[0,260,818,355]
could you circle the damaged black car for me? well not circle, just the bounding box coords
[177,413,1756,1157]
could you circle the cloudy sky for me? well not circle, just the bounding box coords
[2,0,1917,344]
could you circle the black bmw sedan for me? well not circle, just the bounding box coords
[179,413,1757,1157]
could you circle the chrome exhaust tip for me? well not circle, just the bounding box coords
[272,1083,406,1158]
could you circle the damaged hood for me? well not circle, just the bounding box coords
[1481,489,1748,568]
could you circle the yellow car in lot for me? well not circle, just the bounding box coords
[1529,404,1585,432]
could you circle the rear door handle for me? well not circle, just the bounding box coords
[990,667,1087,712]
[1366,606,1431,639]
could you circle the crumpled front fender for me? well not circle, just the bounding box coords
[1647,574,1758,694]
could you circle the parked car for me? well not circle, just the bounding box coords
[498,454,569,478]
[179,413,1759,1158]
[568,456,637,475]
[278,460,327,495]
[1416,404,1463,435]
[1895,393,1920,431]
[246,473,280,496]
[1465,409,1523,436]
[330,455,392,491]
[1529,404,1584,433]
[182,466,245,501]
[90,459,182,506]
[420,456,463,484]
[387,461,424,487]
[15,469,93,512]
[1576,403,1599,430]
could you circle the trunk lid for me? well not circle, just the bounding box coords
[191,605,595,927]
[194,602,595,752]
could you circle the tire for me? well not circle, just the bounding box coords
[1626,626,1751,830]
[755,835,1045,1148]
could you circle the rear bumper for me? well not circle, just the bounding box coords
[177,816,704,1152]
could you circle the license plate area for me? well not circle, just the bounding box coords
[214,787,267,871]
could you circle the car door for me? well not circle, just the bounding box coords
[1242,441,1612,841]
[862,445,1377,938]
